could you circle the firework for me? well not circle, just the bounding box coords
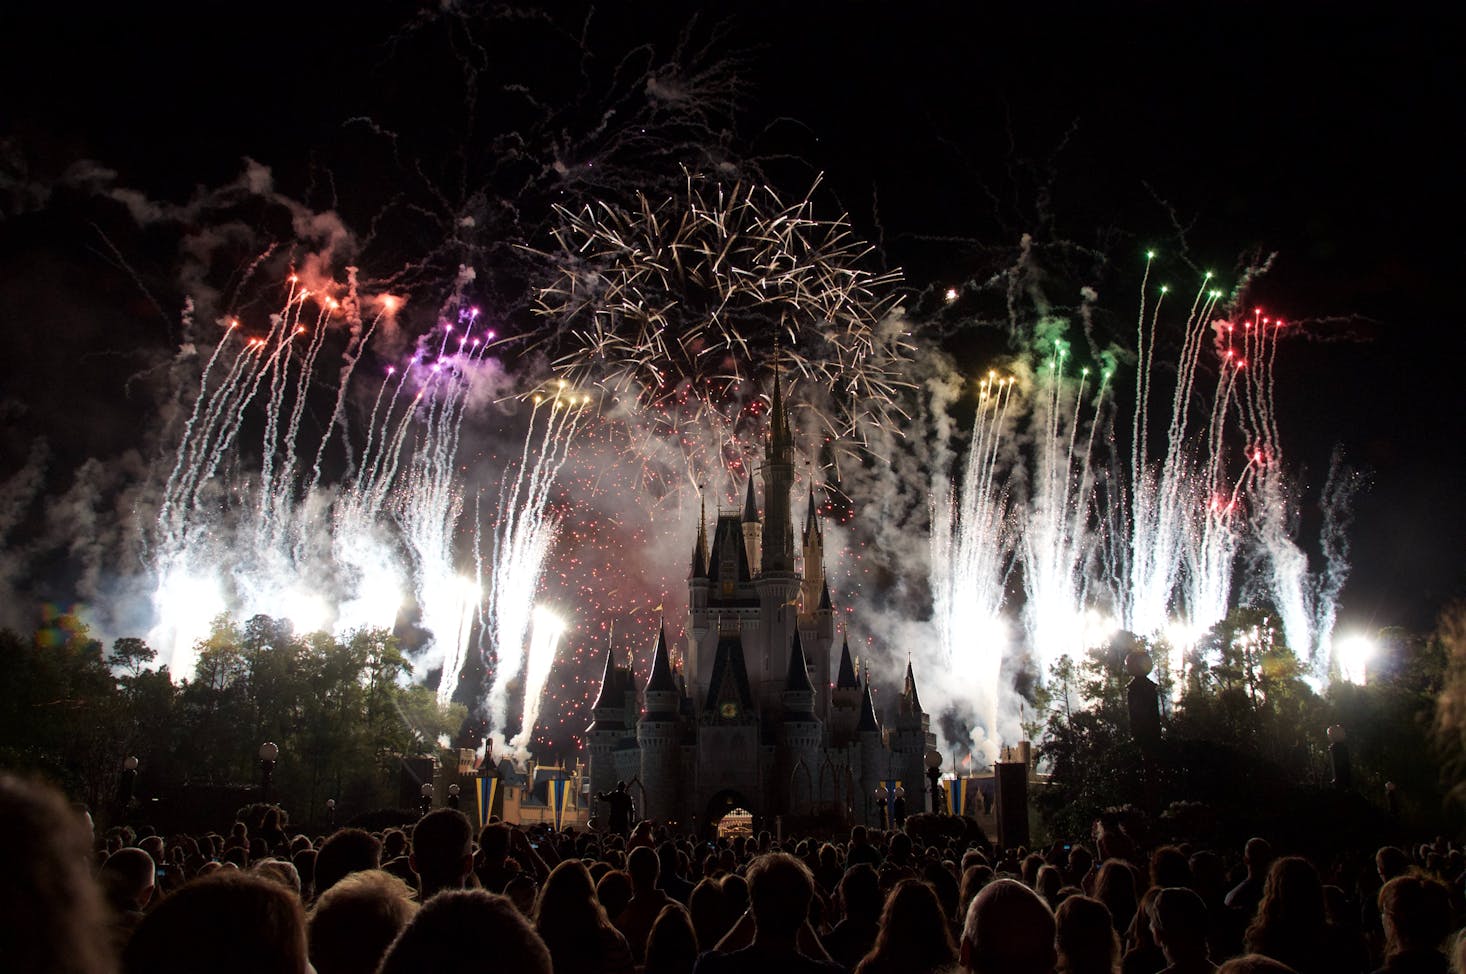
[923,254,1351,760]
[532,171,911,487]
[144,277,591,737]
[478,384,588,742]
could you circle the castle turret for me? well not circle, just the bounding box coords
[638,624,681,823]
[892,659,937,812]
[856,674,884,826]
[688,498,710,688]
[781,631,821,814]
[587,640,628,799]
[830,634,861,743]
[741,478,762,573]
[760,373,796,574]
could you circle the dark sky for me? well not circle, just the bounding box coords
[1,1,1462,634]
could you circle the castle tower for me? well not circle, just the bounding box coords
[800,485,824,611]
[781,630,822,815]
[587,640,628,799]
[688,497,710,688]
[891,659,937,813]
[638,623,681,824]
[755,373,800,712]
[829,635,861,743]
[760,372,796,575]
[856,673,885,826]
[741,478,762,573]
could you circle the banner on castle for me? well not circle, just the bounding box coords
[548,778,569,830]
[475,776,499,830]
[951,776,983,817]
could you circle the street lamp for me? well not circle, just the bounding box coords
[325,798,336,830]
[925,749,944,814]
[448,783,461,811]
[259,742,279,804]
[874,784,889,830]
[419,782,434,817]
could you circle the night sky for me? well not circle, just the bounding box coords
[1,1,1461,644]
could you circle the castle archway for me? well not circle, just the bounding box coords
[705,789,753,837]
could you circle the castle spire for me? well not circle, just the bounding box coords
[835,635,858,689]
[785,630,814,694]
[901,658,924,715]
[857,676,880,732]
[646,621,677,694]
[803,482,822,545]
[759,369,796,574]
[691,492,709,579]
[591,636,620,711]
[742,477,759,523]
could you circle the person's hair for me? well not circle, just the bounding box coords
[0,774,115,974]
[644,902,698,974]
[1244,838,1273,871]
[535,859,621,972]
[307,869,418,974]
[1036,864,1063,906]
[100,847,156,912]
[1375,845,1409,882]
[744,852,815,939]
[1217,955,1297,974]
[596,869,633,919]
[1055,895,1119,974]
[378,890,549,974]
[1243,856,1325,970]
[628,845,660,889]
[1149,846,1190,890]
[839,862,883,921]
[505,873,538,916]
[1149,887,1209,961]
[479,822,512,861]
[855,879,956,974]
[313,828,381,896]
[1378,874,1451,955]
[688,878,727,950]
[1092,860,1137,935]
[959,863,995,920]
[382,828,407,860]
[963,878,1057,974]
[124,871,307,974]
[411,808,473,889]
[720,872,749,922]
[252,857,301,895]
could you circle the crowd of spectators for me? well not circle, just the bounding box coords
[3,771,1465,974]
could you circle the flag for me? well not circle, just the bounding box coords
[953,777,971,817]
[475,776,499,830]
[548,777,569,830]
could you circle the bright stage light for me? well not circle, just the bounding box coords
[1334,635,1376,686]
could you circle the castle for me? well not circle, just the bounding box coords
[586,377,935,830]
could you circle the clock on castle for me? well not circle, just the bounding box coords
[586,375,935,832]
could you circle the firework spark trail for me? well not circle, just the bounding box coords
[400,314,500,701]
[508,606,567,760]
[929,373,1018,762]
[533,171,912,488]
[147,276,545,695]
[1122,273,1233,641]
[480,386,588,742]
[1019,350,1112,677]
